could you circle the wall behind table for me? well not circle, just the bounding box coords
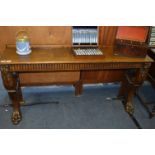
[99,26,118,46]
[0,26,118,55]
[0,26,72,55]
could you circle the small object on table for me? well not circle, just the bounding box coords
[73,48,103,56]
[16,31,31,55]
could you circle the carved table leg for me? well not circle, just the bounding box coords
[74,81,83,96]
[125,84,135,115]
[1,66,22,125]
[8,91,22,124]
[118,75,128,99]
[124,64,150,115]
[118,73,134,114]
[17,84,24,105]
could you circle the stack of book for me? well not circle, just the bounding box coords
[149,27,155,46]
[72,27,98,45]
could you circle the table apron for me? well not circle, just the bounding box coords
[0,62,151,72]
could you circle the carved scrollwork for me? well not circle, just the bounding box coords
[140,63,151,80]
[1,65,17,90]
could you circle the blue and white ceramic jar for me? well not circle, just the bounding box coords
[16,31,31,55]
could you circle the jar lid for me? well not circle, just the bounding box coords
[16,38,29,42]
[16,31,29,42]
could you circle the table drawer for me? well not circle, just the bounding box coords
[19,71,80,86]
[81,70,124,83]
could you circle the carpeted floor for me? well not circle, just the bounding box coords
[0,76,155,129]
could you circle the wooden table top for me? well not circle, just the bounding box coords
[0,46,153,65]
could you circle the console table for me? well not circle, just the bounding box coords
[0,46,153,124]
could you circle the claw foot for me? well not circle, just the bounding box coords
[125,102,134,115]
[12,110,22,125]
